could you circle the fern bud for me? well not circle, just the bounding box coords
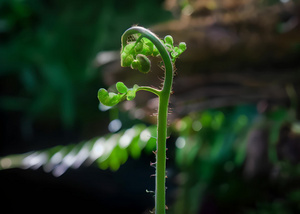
[121,53,134,67]
[131,59,139,70]
[123,42,135,54]
[164,35,174,46]
[141,40,154,56]
[135,41,143,52]
[116,82,128,94]
[98,88,123,106]
[179,42,187,52]
[126,89,136,101]
[126,84,139,100]
[136,54,151,74]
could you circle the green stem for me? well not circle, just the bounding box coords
[137,86,161,97]
[122,26,173,214]
[156,92,169,213]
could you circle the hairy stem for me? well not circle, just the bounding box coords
[156,92,169,213]
[122,26,173,214]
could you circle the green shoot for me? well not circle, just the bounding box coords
[97,26,186,213]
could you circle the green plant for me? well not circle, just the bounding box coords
[98,26,186,213]
[0,124,157,175]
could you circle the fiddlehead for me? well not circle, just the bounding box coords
[97,26,186,214]
[97,26,186,107]
[120,26,186,94]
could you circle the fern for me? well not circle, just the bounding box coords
[0,124,157,177]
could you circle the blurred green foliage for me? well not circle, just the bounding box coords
[172,106,257,213]
[170,104,300,214]
[0,0,171,127]
[0,124,157,175]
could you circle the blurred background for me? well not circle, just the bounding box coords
[1,0,300,213]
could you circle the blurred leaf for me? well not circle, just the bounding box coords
[0,124,157,176]
[172,106,259,214]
